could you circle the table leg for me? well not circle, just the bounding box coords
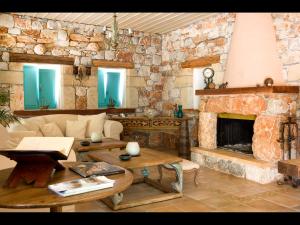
[50,206,62,212]
[158,165,163,184]
[169,163,183,193]
[111,192,124,206]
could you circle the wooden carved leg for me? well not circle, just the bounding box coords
[169,163,183,193]
[194,169,200,186]
[158,165,163,184]
[111,193,124,206]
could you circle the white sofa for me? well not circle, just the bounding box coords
[0,113,123,170]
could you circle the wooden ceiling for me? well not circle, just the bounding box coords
[14,13,213,34]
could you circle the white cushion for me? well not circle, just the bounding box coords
[180,159,200,170]
[21,117,45,136]
[7,130,38,149]
[43,114,78,135]
[6,120,28,132]
[78,113,106,138]
[65,120,87,139]
[40,122,64,137]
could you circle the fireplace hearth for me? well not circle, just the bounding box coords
[217,114,255,155]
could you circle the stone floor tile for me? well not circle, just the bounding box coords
[243,199,295,212]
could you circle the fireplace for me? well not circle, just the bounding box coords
[191,86,299,184]
[217,113,255,155]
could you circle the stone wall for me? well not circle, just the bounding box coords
[161,13,300,113]
[161,13,236,115]
[0,13,162,112]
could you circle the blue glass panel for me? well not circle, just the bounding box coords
[39,69,57,109]
[106,72,121,107]
[98,69,106,108]
[23,65,39,109]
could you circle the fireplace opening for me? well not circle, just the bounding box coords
[217,113,255,155]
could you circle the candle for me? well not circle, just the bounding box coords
[103,26,107,32]
[128,28,132,34]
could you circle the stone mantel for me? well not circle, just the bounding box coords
[195,86,299,96]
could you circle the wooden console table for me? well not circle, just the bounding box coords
[111,116,191,159]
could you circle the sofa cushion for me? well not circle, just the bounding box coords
[78,113,106,138]
[66,120,87,139]
[6,120,28,132]
[43,114,78,136]
[21,116,45,137]
[40,122,64,137]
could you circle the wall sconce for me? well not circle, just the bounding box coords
[73,65,91,81]
[86,67,91,76]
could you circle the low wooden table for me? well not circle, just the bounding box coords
[0,162,133,212]
[278,158,300,187]
[73,138,127,161]
[88,148,183,210]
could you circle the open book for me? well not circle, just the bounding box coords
[48,175,115,197]
[0,137,74,160]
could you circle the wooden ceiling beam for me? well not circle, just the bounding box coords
[10,53,74,65]
[92,59,134,69]
[181,55,220,68]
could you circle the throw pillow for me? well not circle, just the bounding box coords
[78,113,106,138]
[40,122,64,137]
[65,120,87,139]
[21,116,45,136]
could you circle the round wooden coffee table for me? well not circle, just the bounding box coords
[0,162,133,212]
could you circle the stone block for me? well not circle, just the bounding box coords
[14,17,31,29]
[127,76,146,87]
[69,33,89,42]
[9,62,23,71]
[198,112,217,149]
[10,85,24,111]
[0,71,23,84]
[0,33,16,48]
[180,87,193,109]
[126,69,137,77]
[0,14,14,28]
[87,87,98,109]
[8,27,20,35]
[1,52,9,62]
[34,44,46,55]
[104,50,115,60]
[174,75,193,87]
[0,62,8,70]
[62,86,75,109]
[126,87,138,108]
[31,21,43,30]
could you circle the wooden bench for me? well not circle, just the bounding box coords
[278,159,300,188]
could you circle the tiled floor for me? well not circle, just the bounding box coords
[73,166,300,212]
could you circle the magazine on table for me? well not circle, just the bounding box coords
[48,175,115,197]
[69,161,125,178]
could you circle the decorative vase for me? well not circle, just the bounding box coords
[126,142,140,156]
[91,132,102,142]
[176,105,184,118]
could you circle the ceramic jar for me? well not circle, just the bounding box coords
[126,142,140,156]
[91,132,102,142]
